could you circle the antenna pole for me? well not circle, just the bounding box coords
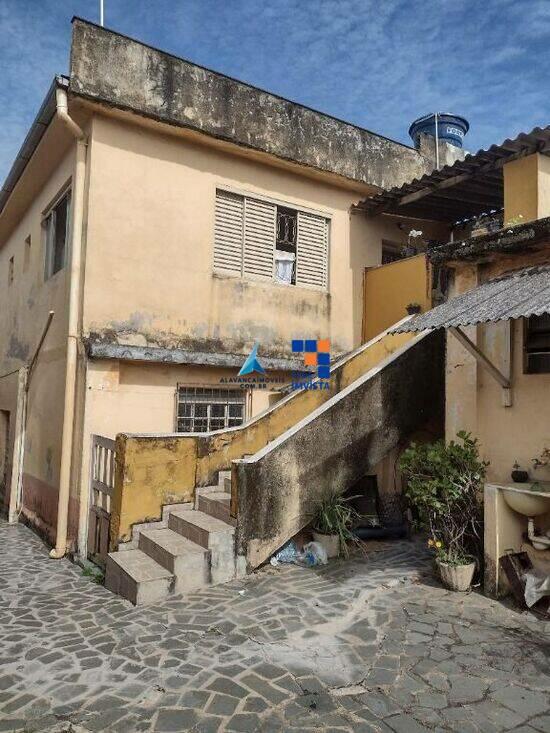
[434,112,440,170]
[100,0,104,26]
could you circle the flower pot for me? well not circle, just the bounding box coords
[312,531,340,559]
[436,559,475,592]
[511,469,529,483]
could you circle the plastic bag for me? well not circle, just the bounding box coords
[297,541,328,567]
[270,541,299,566]
[523,570,550,607]
[270,540,328,567]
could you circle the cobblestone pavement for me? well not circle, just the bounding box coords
[1,519,550,732]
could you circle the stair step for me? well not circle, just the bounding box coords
[168,509,235,585]
[197,491,236,527]
[168,509,234,547]
[218,470,231,488]
[139,528,210,594]
[195,485,223,499]
[105,549,173,605]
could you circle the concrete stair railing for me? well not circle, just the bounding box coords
[105,327,444,605]
[110,319,417,550]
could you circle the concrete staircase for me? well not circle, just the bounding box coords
[105,471,239,605]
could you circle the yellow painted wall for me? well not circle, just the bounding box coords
[538,154,550,219]
[362,254,431,341]
[503,153,550,224]
[0,149,75,540]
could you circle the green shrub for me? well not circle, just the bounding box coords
[399,431,487,566]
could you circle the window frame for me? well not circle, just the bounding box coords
[213,185,331,292]
[523,314,550,374]
[43,187,71,281]
[175,385,248,433]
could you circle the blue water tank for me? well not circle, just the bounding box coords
[409,113,469,149]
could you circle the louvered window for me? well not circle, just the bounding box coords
[213,189,329,290]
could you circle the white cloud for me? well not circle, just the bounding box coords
[0,0,548,180]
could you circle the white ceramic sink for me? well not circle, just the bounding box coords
[501,484,550,517]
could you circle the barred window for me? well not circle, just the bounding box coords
[176,387,246,433]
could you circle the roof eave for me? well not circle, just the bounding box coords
[0,75,68,218]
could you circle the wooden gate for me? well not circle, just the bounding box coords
[88,435,116,567]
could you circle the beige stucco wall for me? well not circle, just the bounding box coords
[447,249,550,596]
[446,253,550,483]
[82,359,288,442]
[82,114,439,358]
[446,247,550,483]
[0,148,75,538]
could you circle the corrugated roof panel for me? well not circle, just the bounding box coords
[391,266,550,333]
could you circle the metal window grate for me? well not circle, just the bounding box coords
[177,387,246,433]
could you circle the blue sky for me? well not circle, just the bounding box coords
[1,0,549,181]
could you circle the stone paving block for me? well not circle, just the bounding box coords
[155,707,199,731]
[490,685,549,717]
[2,519,550,733]
[386,713,431,733]
[205,692,240,716]
[206,676,249,699]
[532,715,550,732]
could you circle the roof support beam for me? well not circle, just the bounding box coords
[449,326,512,407]
[364,141,549,218]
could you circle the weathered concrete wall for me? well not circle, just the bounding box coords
[110,325,416,544]
[70,19,429,192]
[0,148,75,543]
[234,329,444,569]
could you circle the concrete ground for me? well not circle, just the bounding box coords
[1,518,549,733]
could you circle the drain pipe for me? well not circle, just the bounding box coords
[50,87,88,559]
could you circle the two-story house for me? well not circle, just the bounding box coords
[0,19,450,566]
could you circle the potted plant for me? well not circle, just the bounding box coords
[511,462,529,483]
[311,494,360,559]
[399,431,487,592]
